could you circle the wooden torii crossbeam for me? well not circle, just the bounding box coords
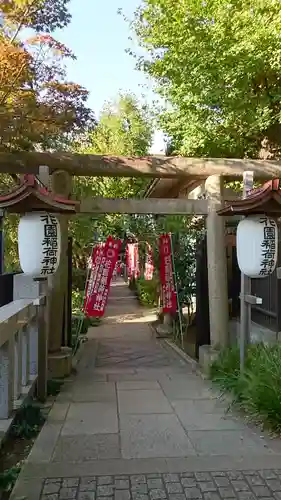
[1,152,281,178]
[79,197,209,215]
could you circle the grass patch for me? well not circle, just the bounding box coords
[210,343,281,433]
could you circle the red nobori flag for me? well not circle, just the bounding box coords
[126,243,135,279]
[84,243,105,312]
[144,243,154,280]
[159,234,177,313]
[134,243,140,279]
[85,236,122,317]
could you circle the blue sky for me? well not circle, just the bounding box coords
[57,0,165,153]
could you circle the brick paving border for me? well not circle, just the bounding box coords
[40,470,281,500]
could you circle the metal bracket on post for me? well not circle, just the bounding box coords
[240,171,254,371]
[240,294,262,306]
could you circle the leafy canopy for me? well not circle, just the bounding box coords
[70,93,153,268]
[131,0,281,158]
[0,0,94,152]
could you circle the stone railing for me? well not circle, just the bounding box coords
[0,294,46,433]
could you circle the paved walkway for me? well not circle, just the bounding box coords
[12,280,281,500]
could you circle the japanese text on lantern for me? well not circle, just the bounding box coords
[41,214,58,275]
[259,217,276,276]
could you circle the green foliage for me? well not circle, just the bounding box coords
[70,93,153,269]
[210,344,281,432]
[0,465,21,493]
[72,289,84,315]
[2,92,153,273]
[11,403,46,439]
[136,276,159,307]
[80,93,152,157]
[131,0,281,158]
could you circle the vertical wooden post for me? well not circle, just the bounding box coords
[205,175,229,347]
[240,171,254,370]
[47,170,72,377]
[37,282,48,402]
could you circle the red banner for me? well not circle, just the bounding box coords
[159,234,177,313]
[134,243,140,279]
[126,243,135,279]
[144,243,154,280]
[85,236,121,317]
[84,243,104,312]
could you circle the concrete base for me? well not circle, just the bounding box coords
[48,347,72,379]
[198,345,219,375]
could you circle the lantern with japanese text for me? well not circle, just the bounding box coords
[236,215,278,278]
[18,213,61,277]
[0,173,79,278]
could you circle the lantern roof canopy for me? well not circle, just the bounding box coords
[0,175,79,213]
[217,179,281,216]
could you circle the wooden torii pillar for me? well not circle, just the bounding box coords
[48,170,73,378]
[205,175,229,348]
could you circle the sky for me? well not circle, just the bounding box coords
[57,0,166,154]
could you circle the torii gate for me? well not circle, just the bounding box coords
[1,151,281,377]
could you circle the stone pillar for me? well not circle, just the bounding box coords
[205,175,229,348]
[47,170,72,378]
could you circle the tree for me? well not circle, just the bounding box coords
[131,0,281,159]
[0,0,95,152]
[70,93,153,269]
[0,0,95,270]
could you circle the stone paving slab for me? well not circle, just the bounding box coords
[61,402,118,436]
[52,434,121,462]
[187,430,273,456]
[37,471,281,500]
[120,414,196,459]
[171,400,245,431]
[118,389,173,414]
[117,381,161,391]
[160,381,215,401]
[58,382,116,403]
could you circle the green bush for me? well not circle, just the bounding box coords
[72,289,84,315]
[11,403,46,439]
[210,343,281,432]
[0,465,22,494]
[135,277,159,307]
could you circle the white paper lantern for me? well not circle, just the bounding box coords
[18,212,61,277]
[236,214,278,278]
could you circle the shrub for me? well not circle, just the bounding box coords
[72,289,84,315]
[210,343,281,432]
[11,403,46,439]
[135,277,159,307]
